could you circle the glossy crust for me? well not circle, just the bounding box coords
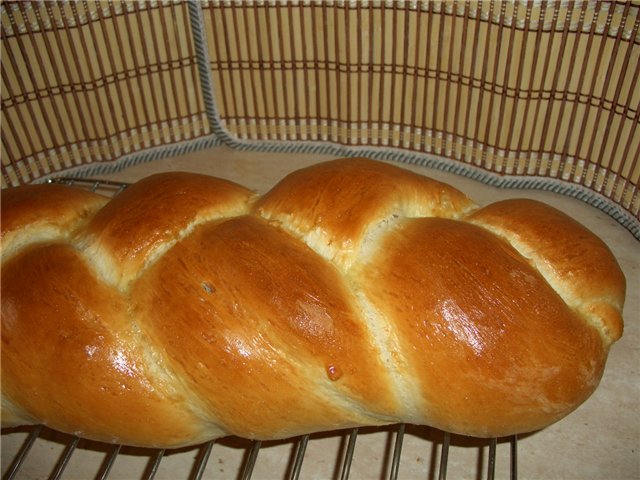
[0,159,625,447]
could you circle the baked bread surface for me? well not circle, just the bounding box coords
[0,158,625,447]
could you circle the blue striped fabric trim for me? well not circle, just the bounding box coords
[188,0,233,144]
[35,135,223,185]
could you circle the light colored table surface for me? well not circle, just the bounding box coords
[2,146,639,479]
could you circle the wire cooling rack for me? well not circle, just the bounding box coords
[2,424,517,480]
[2,178,518,479]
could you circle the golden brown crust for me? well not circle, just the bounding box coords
[468,199,625,343]
[1,244,218,447]
[356,217,607,437]
[1,184,108,263]
[84,172,255,289]
[254,157,477,269]
[133,215,398,438]
[0,159,626,446]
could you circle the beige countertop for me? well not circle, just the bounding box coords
[2,146,638,479]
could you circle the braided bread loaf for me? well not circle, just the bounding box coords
[1,158,625,448]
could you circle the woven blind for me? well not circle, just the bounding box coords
[1,0,207,185]
[2,1,639,235]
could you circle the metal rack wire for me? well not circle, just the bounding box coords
[46,177,132,195]
[1,177,518,479]
[2,424,517,480]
